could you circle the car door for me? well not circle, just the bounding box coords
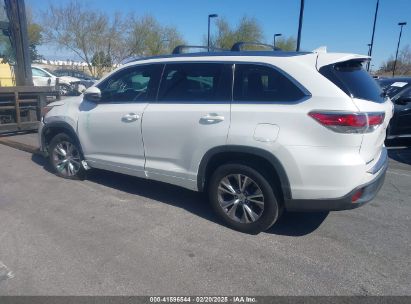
[142,62,232,190]
[393,87,411,136]
[77,64,163,177]
[32,67,52,86]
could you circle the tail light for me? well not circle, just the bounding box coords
[367,113,385,131]
[309,112,385,133]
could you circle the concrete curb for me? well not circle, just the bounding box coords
[0,137,41,155]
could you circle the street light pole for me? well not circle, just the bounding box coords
[392,22,407,77]
[296,0,305,51]
[273,33,282,49]
[207,14,218,52]
[367,0,379,71]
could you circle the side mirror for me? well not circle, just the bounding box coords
[84,86,101,102]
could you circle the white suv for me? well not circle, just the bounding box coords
[39,48,392,233]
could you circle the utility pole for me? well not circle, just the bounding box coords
[273,33,282,49]
[392,22,407,77]
[207,14,218,52]
[367,0,379,71]
[296,0,305,51]
[4,0,33,86]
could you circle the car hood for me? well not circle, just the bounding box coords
[58,76,81,84]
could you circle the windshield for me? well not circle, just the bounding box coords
[378,79,411,98]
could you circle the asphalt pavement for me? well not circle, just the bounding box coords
[0,142,410,295]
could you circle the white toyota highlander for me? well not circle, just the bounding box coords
[39,45,392,233]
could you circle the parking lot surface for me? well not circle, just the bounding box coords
[0,143,410,295]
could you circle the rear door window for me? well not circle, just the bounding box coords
[320,60,385,103]
[233,64,306,102]
[158,63,232,102]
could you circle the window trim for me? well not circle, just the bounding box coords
[95,60,311,104]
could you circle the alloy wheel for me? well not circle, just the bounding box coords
[217,174,265,223]
[52,141,82,177]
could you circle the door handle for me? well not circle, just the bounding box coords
[122,113,140,122]
[200,114,225,124]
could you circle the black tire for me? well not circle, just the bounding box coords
[48,133,85,180]
[208,163,281,234]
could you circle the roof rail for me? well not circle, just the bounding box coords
[231,42,282,52]
[172,45,228,54]
[121,56,142,64]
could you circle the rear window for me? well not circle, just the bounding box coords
[320,60,385,103]
[234,64,306,102]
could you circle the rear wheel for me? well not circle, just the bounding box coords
[48,133,85,179]
[208,163,281,233]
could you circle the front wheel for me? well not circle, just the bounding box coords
[48,133,85,180]
[208,164,281,234]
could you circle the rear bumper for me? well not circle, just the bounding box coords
[285,151,388,212]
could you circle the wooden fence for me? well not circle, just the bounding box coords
[0,86,59,133]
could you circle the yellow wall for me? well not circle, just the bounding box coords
[0,60,15,86]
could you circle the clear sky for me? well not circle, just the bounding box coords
[27,0,410,70]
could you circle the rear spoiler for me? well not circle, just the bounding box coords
[316,52,370,70]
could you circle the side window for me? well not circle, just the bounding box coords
[32,68,49,77]
[158,63,232,102]
[98,64,162,102]
[402,87,411,98]
[234,64,306,102]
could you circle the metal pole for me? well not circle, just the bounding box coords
[207,14,218,52]
[296,0,305,51]
[273,33,282,49]
[207,16,210,52]
[393,22,407,77]
[4,0,33,86]
[367,0,379,71]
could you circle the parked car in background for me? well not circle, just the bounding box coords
[31,66,85,96]
[53,69,97,88]
[377,77,411,141]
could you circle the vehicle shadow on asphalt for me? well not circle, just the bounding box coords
[32,153,328,236]
[266,211,329,236]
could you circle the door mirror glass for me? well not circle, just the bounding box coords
[84,86,101,102]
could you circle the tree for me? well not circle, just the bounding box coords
[27,22,43,60]
[378,45,411,76]
[0,6,43,62]
[275,36,296,51]
[41,1,124,77]
[92,51,112,67]
[210,16,264,50]
[125,15,184,57]
[40,2,184,75]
